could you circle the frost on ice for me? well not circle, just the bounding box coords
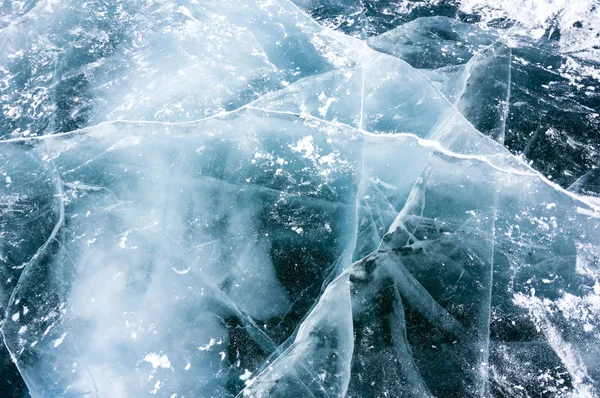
[0,0,599,397]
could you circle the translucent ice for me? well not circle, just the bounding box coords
[1,0,599,397]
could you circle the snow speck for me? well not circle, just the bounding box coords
[53,333,67,348]
[143,353,172,369]
[290,136,317,160]
[198,338,217,351]
[150,380,162,395]
[291,226,304,235]
[240,369,252,381]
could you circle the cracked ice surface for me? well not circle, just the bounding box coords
[1,0,600,397]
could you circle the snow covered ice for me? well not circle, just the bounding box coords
[1,0,599,397]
